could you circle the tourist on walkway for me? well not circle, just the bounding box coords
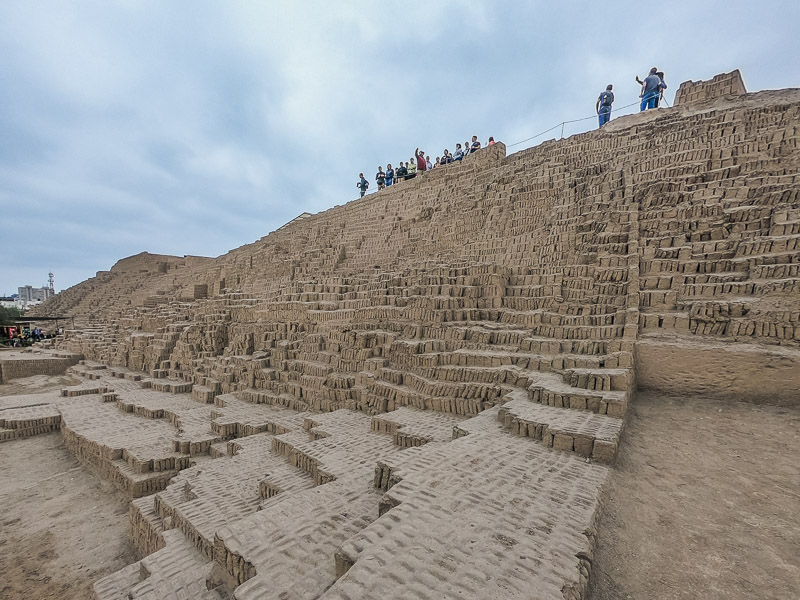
[376,166,386,190]
[596,84,614,127]
[415,148,427,174]
[470,136,481,153]
[426,155,433,171]
[454,144,464,161]
[385,164,395,187]
[639,67,662,111]
[407,159,417,179]
[357,173,369,197]
[656,71,667,107]
[396,162,407,182]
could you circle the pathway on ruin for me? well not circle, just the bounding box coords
[589,392,800,600]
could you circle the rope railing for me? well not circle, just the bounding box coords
[507,94,670,149]
[357,91,671,197]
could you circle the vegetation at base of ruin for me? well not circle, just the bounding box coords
[0,306,25,326]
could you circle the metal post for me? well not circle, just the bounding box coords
[560,122,565,139]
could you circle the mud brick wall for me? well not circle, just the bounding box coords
[30,71,800,600]
[130,497,167,557]
[0,405,62,441]
[61,423,178,497]
[0,354,82,383]
[674,69,747,107]
[37,74,800,407]
[636,339,800,405]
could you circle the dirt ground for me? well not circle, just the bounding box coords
[0,376,137,600]
[589,391,800,600]
[0,372,81,399]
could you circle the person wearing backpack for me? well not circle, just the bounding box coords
[596,84,614,127]
[357,173,369,197]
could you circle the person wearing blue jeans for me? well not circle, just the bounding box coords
[596,84,614,127]
[639,67,663,111]
[641,91,658,111]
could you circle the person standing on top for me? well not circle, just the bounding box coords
[385,164,395,187]
[376,166,386,190]
[639,67,662,111]
[596,84,614,127]
[357,173,369,197]
[656,71,667,107]
[453,144,464,161]
[426,155,433,171]
[488,136,497,146]
[415,148,427,174]
[396,162,407,182]
[470,136,481,153]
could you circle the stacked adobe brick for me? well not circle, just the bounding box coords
[13,70,798,599]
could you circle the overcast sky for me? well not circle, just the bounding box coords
[2,1,799,294]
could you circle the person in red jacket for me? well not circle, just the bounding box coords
[415,148,427,174]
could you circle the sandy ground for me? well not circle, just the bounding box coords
[589,392,800,600]
[0,372,81,398]
[0,375,137,600]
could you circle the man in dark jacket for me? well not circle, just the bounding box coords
[396,162,408,182]
[357,173,369,197]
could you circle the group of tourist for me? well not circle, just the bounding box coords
[356,65,669,196]
[596,66,668,127]
[357,136,499,197]
[1,326,54,347]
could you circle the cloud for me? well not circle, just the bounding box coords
[1,0,798,293]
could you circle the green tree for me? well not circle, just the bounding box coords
[0,306,24,326]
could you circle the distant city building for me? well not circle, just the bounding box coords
[5,274,58,309]
[18,285,54,302]
[12,279,57,309]
[1,296,34,310]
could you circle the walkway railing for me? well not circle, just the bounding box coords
[357,94,672,199]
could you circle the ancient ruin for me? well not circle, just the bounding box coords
[2,70,798,598]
